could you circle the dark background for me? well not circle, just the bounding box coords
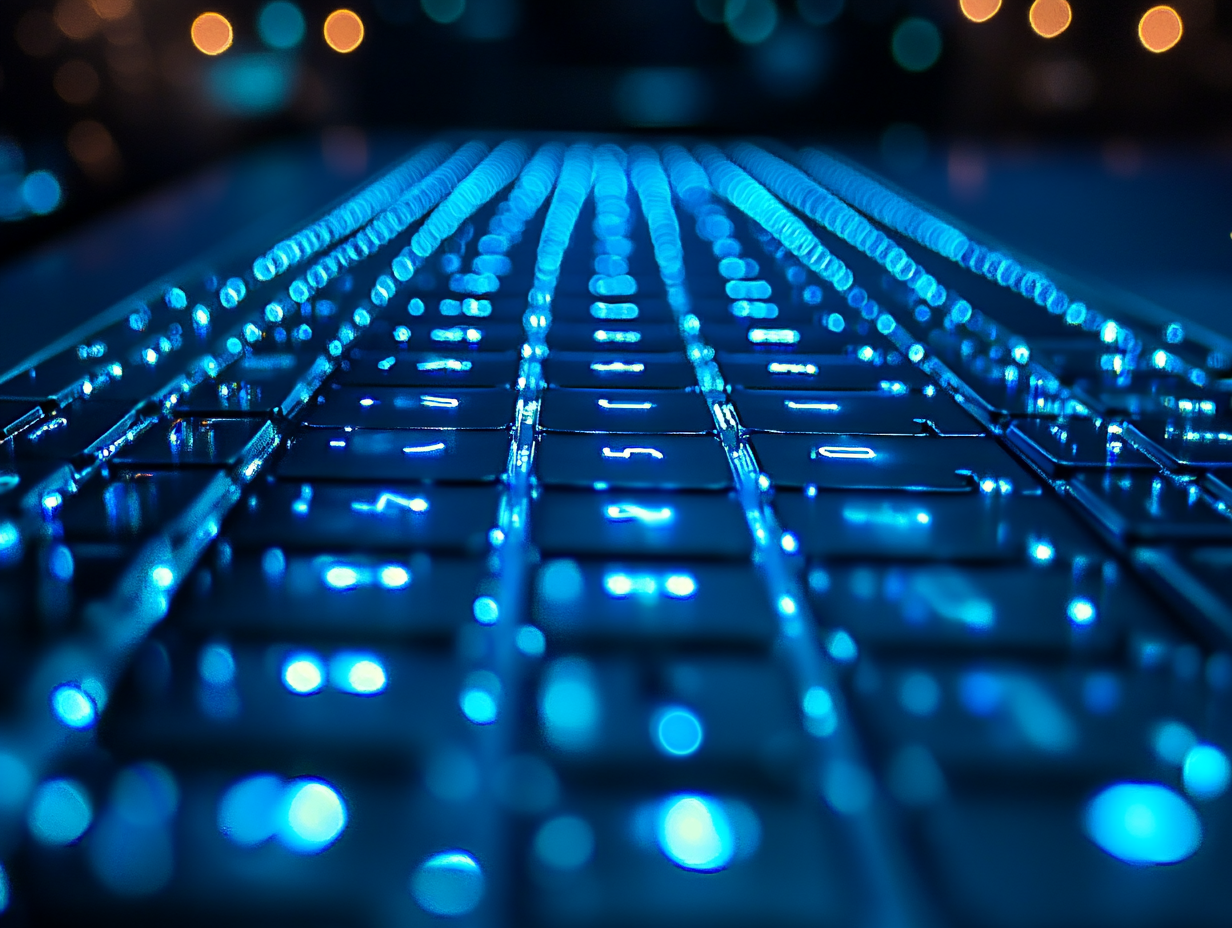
[1,0,1231,338]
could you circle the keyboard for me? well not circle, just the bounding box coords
[1,136,1231,927]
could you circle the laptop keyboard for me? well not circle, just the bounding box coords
[1,137,1231,926]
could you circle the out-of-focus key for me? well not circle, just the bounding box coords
[335,351,518,388]
[719,354,932,391]
[112,418,268,468]
[1007,418,1157,475]
[1068,472,1232,542]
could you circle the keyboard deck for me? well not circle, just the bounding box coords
[1,137,1231,927]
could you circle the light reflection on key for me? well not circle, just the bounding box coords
[349,492,430,515]
[591,361,645,373]
[604,503,674,524]
[403,442,447,455]
[816,446,876,459]
[601,446,665,460]
[785,401,840,412]
[598,399,655,410]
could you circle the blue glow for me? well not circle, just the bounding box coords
[460,671,500,725]
[218,774,283,846]
[535,816,595,871]
[1030,540,1056,563]
[411,851,486,917]
[664,573,697,598]
[28,779,92,845]
[257,1,305,49]
[540,659,599,750]
[516,625,546,657]
[1067,597,1096,626]
[653,706,704,757]
[151,565,175,589]
[803,685,838,736]
[473,596,499,625]
[324,565,360,589]
[605,503,673,524]
[350,492,429,515]
[278,779,347,854]
[379,564,411,589]
[51,684,96,730]
[892,17,942,72]
[208,53,295,116]
[198,643,236,686]
[1183,745,1231,801]
[656,795,734,872]
[282,654,326,694]
[1085,783,1201,865]
[21,171,62,215]
[330,654,387,695]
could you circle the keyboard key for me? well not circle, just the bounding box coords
[112,417,268,468]
[108,640,468,761]
[13,398,132,461]
[532,561,776,648]
[539,388,714,434]
[0,399,49,439]
[1007,418,1157,475]
[702,323,861,355]
[913,791,1232,928]
[807,563,1154,658]
[175,354,322,416]
[533,490,752,558]
[1129,417,1232,470]
[352,322,525,353]
[719,353,932,391]
[177,552,483,640]
[544,353,697,389]
[54,470,218,543]
[225,482,499,553]
[1068,472,1232,542]
[275,427,509,482]
[536,433,733,489]
[750,434,1037,491]
[304,385,517,430]
[547,323,684,353]
[732,389,983,436]
[777,490,1103,562]
[524,791,858,928]
[335,351,518,388]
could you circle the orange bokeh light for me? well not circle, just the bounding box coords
[191,12,233,55]
[1029,0,1072,38]
[959,0,1002,24]
[324,9,364,53]
[1139,6,1182,53]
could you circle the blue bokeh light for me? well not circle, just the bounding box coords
[656,794,734,872]
[278,779,347,853]
[653,706,705,757]
[1085,783,1202,865]
[51,684,96,730]
[257,1,306,49]
[28,779,93,845]
[218,774,284,846]
[411,850,486,916]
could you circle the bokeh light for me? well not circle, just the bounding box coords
[324,9,365,51]
[891,18,942,72]
[422,0,466,24]
[959,0,1002,24]
[191,12,234,55]
[1029,0,1072,39]
[797,0,844,27]
[1139,6,1182,53]
[258,1,307,49]
[726,0,778,45]
[411,851,486,916]
[53,60,100,105]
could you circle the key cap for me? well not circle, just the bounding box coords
[533,490,753,558]
[1071,374,1217,418]
[547,323,684,353]
[111,417,268,468]
[539,388,714,434]
[732,389,983,436]
[0,399,49,439]
[225,482,499,553]
[551,296,676,324]
[719,353,932,391]
[108,639,468,762]
[176,552,483,640]
[544,353,697,390]
[807,563,1155,659]
[532,560,776,649]
[54,470,219,543]
[777,490,1103,562]
[1007,418,1157,475]
[524,791,859,928]
[304,385,517,430]
[1133,546,1232,640]
[750,434,1037,492]
[335,350,518,388]
[912,788,1231,928]
[175,354,322,416]
[353,322,525,353]
[1129,417,1232,470]
[275,428,509,483]
[1067,472,1232,542]
[702,323,861,355]
[536,434,733,489]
